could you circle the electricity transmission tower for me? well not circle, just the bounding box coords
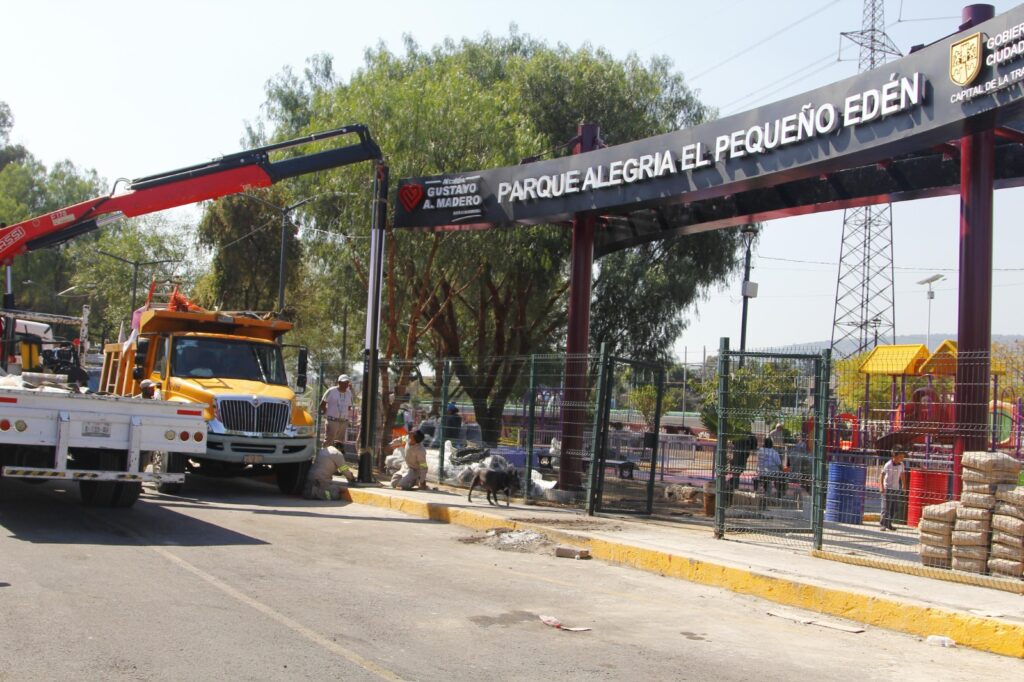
[830,0,902,358]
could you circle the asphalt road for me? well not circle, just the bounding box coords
[1,475,1020,681]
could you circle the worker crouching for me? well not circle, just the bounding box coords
[304,442,356,500]
[390,430,429,490]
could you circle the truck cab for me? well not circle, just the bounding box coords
[100,307,314,494]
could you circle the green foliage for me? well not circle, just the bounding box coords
[195,186,303,312]
[250,31,738,443]
[0,112,105,318]
[695,360,802,437]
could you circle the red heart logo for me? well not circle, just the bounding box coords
[398,184,425,212]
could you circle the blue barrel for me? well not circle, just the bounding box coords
[825,462,867,524]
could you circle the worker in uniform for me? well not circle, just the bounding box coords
[138,379,162,400]
[390,430,429,490]
[320,374,354,447]
[305,441,356,499]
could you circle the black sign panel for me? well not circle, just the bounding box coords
[395,6,1024,230]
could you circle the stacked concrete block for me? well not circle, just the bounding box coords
[918,501,958,569]
[989,485,1024,579]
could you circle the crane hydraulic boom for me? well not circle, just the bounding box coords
[0,125,382,265]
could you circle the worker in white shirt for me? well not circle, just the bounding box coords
[320,374,354,447]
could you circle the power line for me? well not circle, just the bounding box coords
[690,0,842,82]
[758,255,1024,272]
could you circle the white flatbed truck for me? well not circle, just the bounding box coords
[0,386,207,507]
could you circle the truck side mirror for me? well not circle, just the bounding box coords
[132,338,149,382]
[296,347,308,393]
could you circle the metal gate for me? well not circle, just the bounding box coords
[589,354,666,515]
[712,340,830,549]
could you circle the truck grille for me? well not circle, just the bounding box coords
[218,399,290,434]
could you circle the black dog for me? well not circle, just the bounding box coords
[468,468,521,507]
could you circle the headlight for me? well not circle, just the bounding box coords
[295,425,314,437]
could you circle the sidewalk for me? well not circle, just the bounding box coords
[340,483,1024,659]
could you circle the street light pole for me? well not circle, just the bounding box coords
[738,226,759,369]
[235,193,316,312]
[916,274,944,349]
[96,251,180,314]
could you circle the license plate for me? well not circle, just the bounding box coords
[242,455,264,464]
[82,421,111,438]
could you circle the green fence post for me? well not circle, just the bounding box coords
[813,349,831,551]
[525,355,537,505]
[646,365,666,515]
[714,337,731,539]
[437,359,451,483]
[587,345,609,515]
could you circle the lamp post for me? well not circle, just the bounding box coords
[234,193,317,312]
[738,226,759,368]
[96,251,180,314]
[916,274,944,349]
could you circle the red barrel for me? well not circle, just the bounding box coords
[907,470,950,527]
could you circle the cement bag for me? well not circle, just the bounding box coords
[922,501,959,522]
[953,519,991,533]
[956,506,992,522]
[990,541,1024,562]
[951,530,988,546]
[962,451,1022,475]
[993,501,1024,521]
[995,486,1024,506]
[920,544,951,560]
[919,531,952,548]
[952,545,990,561]
[961,467,994,483]
[919,519,953,537]
[960,492,996,509]
[987,558,1024,578]
[961,482,999,495]
[952,557,988,574]
[922,556,952,570]
[992,514,1024,536]
[993,530,1024,548]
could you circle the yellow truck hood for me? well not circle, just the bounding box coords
[167,377,312,426]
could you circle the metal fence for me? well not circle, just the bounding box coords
[708,340,1024,591]
[712,341,828,550]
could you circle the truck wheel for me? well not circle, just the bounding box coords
[152,452,186,495]
[276,461,310,496]
[80,480,141,508]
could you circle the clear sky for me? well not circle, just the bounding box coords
[1,0,1020,359]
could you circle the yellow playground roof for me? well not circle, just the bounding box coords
[858,344,929,376]
[919,339,958,376]
[919,339,1006,376]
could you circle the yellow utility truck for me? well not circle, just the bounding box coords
[100,305,314,494]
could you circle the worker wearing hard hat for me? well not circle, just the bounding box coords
[320,374,354,447]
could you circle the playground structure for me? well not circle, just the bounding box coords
[849,341,1018,456]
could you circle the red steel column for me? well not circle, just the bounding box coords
[953,4,995,499]
[560,123,600,491]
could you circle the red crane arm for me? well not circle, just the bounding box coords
[0,125,381,264]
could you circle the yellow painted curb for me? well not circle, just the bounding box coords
[342,488,1024,659]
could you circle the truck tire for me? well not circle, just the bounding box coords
[78,451,142,508]
[152,452,186,495]
[276,461,310,496]
[79,480,140,507]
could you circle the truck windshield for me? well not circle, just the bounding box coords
[171,337,287,385]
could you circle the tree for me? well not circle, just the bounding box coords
[194,185,304,312]
[253,32,745,444]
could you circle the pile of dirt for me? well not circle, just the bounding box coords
[458,527,553,553]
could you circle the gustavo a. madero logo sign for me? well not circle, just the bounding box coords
[950,32,983,86]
